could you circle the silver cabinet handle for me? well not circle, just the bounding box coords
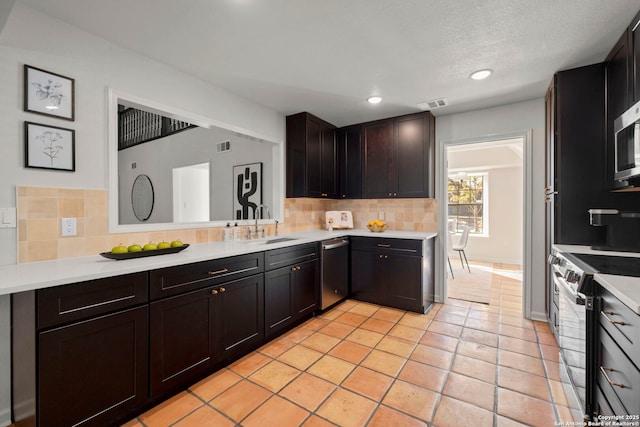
[600,366,626,388]
[601,311,626,326]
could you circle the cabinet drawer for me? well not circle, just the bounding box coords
[150,252,264,300]
[265,242,318,271]
[37,272,148,330]
[600,287,639,361]
[350,236,422,255]
[598,327,640,415]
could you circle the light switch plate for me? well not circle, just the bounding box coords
[0,208,16,228]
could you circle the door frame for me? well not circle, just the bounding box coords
[434,130,533,318]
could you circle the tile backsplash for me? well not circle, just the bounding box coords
[17,186,438,263]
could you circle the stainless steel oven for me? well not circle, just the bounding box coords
[549,250,597,420]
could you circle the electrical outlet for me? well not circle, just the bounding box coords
[61,218,77,237]
[378,211,385,220]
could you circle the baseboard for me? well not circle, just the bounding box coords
[465,256,522,266]
[0,406,11,427]
[529,310,547,322]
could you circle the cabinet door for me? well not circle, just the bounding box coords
[292,259,319,318]
[384,254,422,312]
[362,120,395,198]
[337,125,362,198]
[214,274,265,363]
[632,11,640,103]
[395,113,432,198]
[306,116,324,197]
[320,126,338,198]
[350,249,383,305]
[38,306,148,427]
[150,288,214,397]
[606,31,633,185]
[264,267,294,337]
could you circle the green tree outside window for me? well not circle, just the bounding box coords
[448,175,484,234]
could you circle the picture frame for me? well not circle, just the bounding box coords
[24,65,75,121]
[233,162,262,220]
[24,122,75,172]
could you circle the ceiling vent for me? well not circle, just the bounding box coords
[417,98,448,110]
[216,140,231,153]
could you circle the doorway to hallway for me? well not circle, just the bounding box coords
[444,137,525,307]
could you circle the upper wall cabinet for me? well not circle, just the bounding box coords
[362,111,435,199]
[604,9,640,188]
[631,11,640,104]
[286,112,337,198]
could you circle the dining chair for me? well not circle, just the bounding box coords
[446,231,455,278]
[452,226,471,273]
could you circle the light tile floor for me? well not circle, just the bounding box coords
[124,264,574,427]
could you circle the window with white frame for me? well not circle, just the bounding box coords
[447,173,487,235]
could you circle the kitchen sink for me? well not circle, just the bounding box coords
[242,237,298,245]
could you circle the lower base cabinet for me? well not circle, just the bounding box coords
[12,237,436,426]
[265,258,319,337]
[39,306,149,427]
[12,273,150,427]
[150,274,264,398]
[594,284,640,417]
[350,237,433,313]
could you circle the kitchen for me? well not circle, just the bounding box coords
[1,1,640,426]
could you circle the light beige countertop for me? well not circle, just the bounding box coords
[554,244,640,314]
[0,229,437,296]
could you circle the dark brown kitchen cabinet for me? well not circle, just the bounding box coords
[39,306,149,427]
[362,111,434,199]
[150,285,214,397]
[594,283,640,417]
[545,64,611,246]
[336,124,362,198]
[264,243,319,337]
[150,273,264,398]
[605,30,633,188]
[12,272,150,427]
[286,112,337,198]
[350,237,433,313]
[631,11,640,103]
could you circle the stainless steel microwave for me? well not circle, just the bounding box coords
[614,99,640,181]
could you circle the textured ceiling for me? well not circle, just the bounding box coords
[15,0,640,126]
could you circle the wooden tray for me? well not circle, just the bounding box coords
[100,244,189,260]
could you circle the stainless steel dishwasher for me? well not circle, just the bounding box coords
[320,237,350,310]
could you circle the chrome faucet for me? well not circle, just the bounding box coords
[253,204,270,238]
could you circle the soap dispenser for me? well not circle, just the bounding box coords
[224,223,232,241]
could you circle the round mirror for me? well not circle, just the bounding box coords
[131,174,154,221]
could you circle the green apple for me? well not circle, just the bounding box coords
[127,244,142,253]
[157,241,171,249]
[170,239,183,248]
[111,244,128,254]
[143,242,158,251]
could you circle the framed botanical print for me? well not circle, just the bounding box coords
[24,65,75,121]
[24,122,75,171]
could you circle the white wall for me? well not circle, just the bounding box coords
[436,98,546,320]
[468,167,523,264]
[0,4,285,424]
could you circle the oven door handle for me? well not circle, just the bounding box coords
[554,274,585,305]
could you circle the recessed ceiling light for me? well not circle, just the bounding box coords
[470,69,492,80]
[367,96,382,104]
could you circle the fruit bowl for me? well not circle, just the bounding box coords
[100,244,189,260]
[367,223,388,233]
